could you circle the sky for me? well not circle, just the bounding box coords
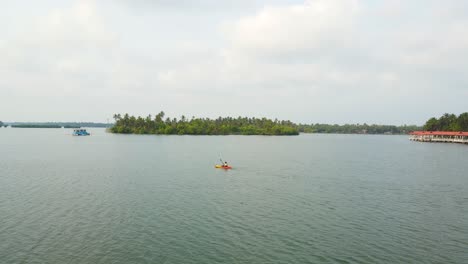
[1,0,467,124]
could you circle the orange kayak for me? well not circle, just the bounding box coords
[215,165,232,169]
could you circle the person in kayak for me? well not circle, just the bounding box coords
[223,161,229,167]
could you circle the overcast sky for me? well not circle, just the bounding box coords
[1,0,467,124]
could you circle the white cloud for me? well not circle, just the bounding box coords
[156,0,468,123]
[228,0,359,56]
[0,0,117,95]
[1,0,467,123]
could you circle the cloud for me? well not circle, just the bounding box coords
[151,0,468,123]
[162,0,376,95]
[228,0,359,56]
[0,0,116,95]
[1,0,467,123]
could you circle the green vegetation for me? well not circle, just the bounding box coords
[12,124,62,128]
[8,122,109,128]
[298,124,421,134]
[110,112,422,136]
[56,122,109,128]
[423,113,468,131]
[0,121,3,127]
[11,122,109,128]
[111,112,299,135]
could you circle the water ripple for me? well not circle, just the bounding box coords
[1,131,468,263]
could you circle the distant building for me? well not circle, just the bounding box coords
[409,131,468,144]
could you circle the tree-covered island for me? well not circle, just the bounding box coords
[110,112,299,135]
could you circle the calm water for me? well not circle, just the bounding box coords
[1,128,467,264]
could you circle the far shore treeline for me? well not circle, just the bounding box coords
[12,124,63,128]
[297,124,421,134]
[10,113,467,135]
[423,113,468,131]
[1,122,110,128]
[110,112,422,136]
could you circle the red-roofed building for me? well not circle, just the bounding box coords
[409,131,468,144]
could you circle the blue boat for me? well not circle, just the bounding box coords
[73,129,90,136]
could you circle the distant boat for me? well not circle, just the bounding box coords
[73,129,90,136]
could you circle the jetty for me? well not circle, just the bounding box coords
[410,131,468,144]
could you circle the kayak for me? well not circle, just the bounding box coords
[215,165,232,169]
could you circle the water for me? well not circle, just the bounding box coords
[1,128,467,264]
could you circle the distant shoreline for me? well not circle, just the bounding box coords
[108,112,421,136]
[3,122,111,128]
[0,126,419,136]
[1,118,425,136]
